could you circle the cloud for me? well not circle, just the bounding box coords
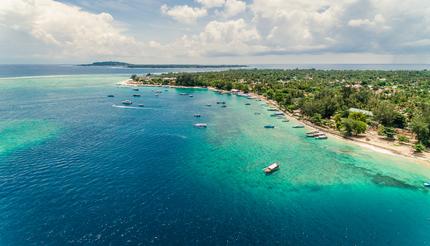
[154,19,265,57]
[161,4,207,24]
[0,0,142,61]
[195,0,225,8]
[222,0,247,17]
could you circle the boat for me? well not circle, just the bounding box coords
[189,95,194,97]
[132,94,141,97]
[179,93,188,95]
[270,112,284,117]
[306,131,322,137]
[264,125,275,128]
[267,108,278,111]
[282,119,289,122]
[263,163,279,174]
[255,112,261,115]
[138,104,144,107]
[206,104,212,107]
[216,101,226,104]
[245,103,251,105]
[221,105,227,108]
[423,182,430,188]
[121,100,132,105]
[107,94,115,97]
[193,114,201,117]
[315,134,328,139]
[194,123,207,128]
[293,125,305,128]
[133,88,139,91]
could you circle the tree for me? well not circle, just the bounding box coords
[414,143,426,153]
[341,118,367,136]
[383,127,396,140]
[411,117,430,146]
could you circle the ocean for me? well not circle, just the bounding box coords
[0,65,430,245]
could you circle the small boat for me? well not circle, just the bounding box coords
[264,125,275,129]
[206,104,212,107]
[245,103,251,105]
[423,182,430,188]
[164,89,168,92]
[315,135,328,140]
[216,101,226,104]
[264,163,279,174]
[154,90,162,93]
[194,123,207,128]
[293,125,305,128]
[267,108,278,111]
[270,112,284,117]
[107,94,115,97]
[121,100,132,105]
[306,131,322,137]
[138,104,144,107]
[133,88,139,91]
[193,114,201,117]
[179,93,188,96]
[221,105,227,108]
[189,95,194,97]
[255,112,261,115]
[132,94,141,97]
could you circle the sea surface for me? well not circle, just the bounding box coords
[0,66,430,245]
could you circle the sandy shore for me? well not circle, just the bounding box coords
[119,80,430,163]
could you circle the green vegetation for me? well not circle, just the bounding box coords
[132,69,430,148]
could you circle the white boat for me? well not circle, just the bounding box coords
[264,163,279,174]
[121,100,132,105]
[424,182,430,188]
[293,125,305,128]
[194,123,207,128]
[315,134,328,139]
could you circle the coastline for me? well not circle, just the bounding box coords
[119,79,430,164]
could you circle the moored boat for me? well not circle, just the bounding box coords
[264,163,279,174]
[194,123,207,128]
[267,108,277,111]
[306,131,321,137]
[193,114,201,117]
[107,94,115,97]
[423,182,430,188]
[132,94,141,97]
[221,105,227,108]
[179,93,188,95]
[138,104,144,107]
[121,100,132,105]
[133,88,139,91]
[264,125,275,128]
[245,103,251,105]
[315,134,328,139]
[270,112,284,116]
[293,125,305,128]
[189,95,194,97]
[206,104,212,107]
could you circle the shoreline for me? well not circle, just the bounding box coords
[119,79,430,164]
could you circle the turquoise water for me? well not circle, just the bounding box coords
[0,74,430,245]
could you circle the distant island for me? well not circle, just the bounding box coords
[79,61,247,68]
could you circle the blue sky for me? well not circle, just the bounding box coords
[1,0,429,64]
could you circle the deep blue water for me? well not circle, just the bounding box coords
[0,71,430,245]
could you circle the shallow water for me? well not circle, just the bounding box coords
[0,74,429,245]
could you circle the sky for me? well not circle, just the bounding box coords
[0,0,430,64]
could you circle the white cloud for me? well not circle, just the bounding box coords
[222,0,247,17]
[161,4,207,24]
[0,0,142,61]
[155,19,265,57]
[195,0,225,8]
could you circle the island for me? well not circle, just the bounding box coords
[79,61,247,68]
[122,69,430,160]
